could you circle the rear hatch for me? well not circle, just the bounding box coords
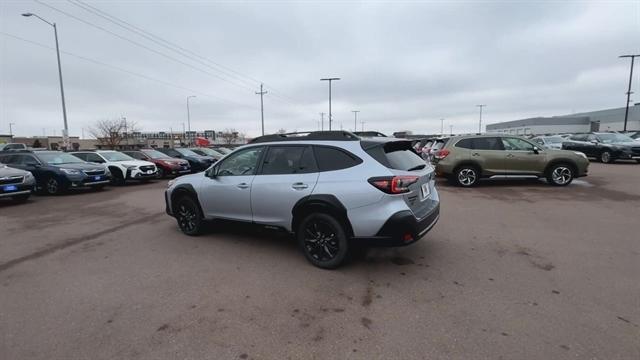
[363,140,436,219]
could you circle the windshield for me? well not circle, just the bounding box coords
[191,147,222,157]
[142,149,172,159]
[175,148,201,157]
[101,151,135,162]
[596,133,634,143]
[38,152,85,165]
[543,136,564,143]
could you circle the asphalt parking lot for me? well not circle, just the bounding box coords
[1,162,638,360]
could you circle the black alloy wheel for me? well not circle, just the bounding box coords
[298,213,348,269]
[175,196,203,235]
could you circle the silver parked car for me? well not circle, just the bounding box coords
[531,135,565,150]
[164,131,440,269]
[0,162,36,202]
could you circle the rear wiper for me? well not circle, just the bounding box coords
[407,164,426,171]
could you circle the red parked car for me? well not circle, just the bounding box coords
[123,149,191,178]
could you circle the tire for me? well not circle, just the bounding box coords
[45,176,64,195]
[174,196,204,236]
[12,194,30,203]
[297,213,349,269]
[600,151,613,164]
[156,167,166,179]
[110,168,126,186]
[636,159,640,164]
[453,165,479,187]
[546,163,574,186]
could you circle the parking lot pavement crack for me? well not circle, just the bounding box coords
[0,212,164,273]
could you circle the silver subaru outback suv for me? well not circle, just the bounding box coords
[165,131,440,268]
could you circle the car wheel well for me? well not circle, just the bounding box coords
[453,162,482,175]
[171,187,204,215]
[292,201,354,239]
[544,160,576,176]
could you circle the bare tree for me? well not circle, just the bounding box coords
[89,118,139,149]
[218,128,240,145]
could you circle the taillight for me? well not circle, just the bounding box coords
[435,149,450,160]
[368,176,419,194]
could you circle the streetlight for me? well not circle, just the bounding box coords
[476,104,486,133]
[352,110,360,132]
[9,123,15,136]
[440,118,444,136]
[186,95,196,146]
[320,77,340,130]
[22,12,69,149]
[619,54,639,132]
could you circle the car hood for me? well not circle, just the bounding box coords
[0,164,31,177]
[116,160,156,167]
[50,163,106,171]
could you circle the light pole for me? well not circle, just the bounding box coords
[320,77,340,130]
[620,55,639,132]
[476,104,486,133]
[9,123,15,136]
[449,125,453,136]
[352,110,360,132]
[361,120,365,132]
[440,118,444,136]
[320,112,325,131]
[22,12,69,149]
[186,95,196,146]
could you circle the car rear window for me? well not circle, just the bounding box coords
[364,141,426,171]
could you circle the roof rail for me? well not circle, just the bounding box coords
[249,130,360,144]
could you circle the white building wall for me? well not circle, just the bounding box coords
[487,124,589,135]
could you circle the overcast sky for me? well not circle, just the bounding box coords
[1,0,639,138]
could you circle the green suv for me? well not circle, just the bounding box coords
[433,135,589,187]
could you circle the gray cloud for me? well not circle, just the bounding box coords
[1,0,638,138]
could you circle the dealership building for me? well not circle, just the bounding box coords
[486,104,640,135]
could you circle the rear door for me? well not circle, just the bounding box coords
[250,145,319,228]
[501,137,546,175]
[470,137,505,176]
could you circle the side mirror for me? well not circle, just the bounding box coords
[26,161,40,167]
[590,139,599,144]
[532,146,540,154]
[206,166,217,178]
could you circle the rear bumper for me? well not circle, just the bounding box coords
[351,203,440,247]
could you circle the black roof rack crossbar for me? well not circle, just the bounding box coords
[249,130,360,144]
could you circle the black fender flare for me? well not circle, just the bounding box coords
[291,194,354,237]
[170,184,204,215]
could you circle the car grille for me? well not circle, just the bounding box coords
[139,165,155,172]
[0,175,24,185]
[83,169,105,176]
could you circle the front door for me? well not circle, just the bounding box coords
[250,146,319,228]
[501,137,546,175]
[199,146,264,221]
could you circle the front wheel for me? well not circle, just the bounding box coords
[546,163,574,186]
[175,196,204,236]
[297,213,349,269]
[45,177,65,195]
[600,151,613,164]
[156,167,166,179]
[453,166,479,187]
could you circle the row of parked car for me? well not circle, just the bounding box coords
[0,145,236,203]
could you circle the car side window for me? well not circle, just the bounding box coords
[533,138,544,145]
[586,134,598,142]
[313,146,362,172]
[471,137,503,150]
[455,138,473,149]
[85,153,104,163]
[571,134,586,141]
[216,146,264,176]
[502,138,535,151]
[72,153,87,161]
[129,152,145,160]
[18,155,40,165]
[261,146,317,175]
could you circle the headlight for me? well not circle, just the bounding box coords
[573,151,587,159]
[25,172,34,180]
[167,179,176,188]
[60,168,81,175]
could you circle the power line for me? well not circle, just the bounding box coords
[34,0,257,93]
[66,0,312,112]
[0,31,256,109]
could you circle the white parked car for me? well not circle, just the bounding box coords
[71,150,157,185]
[531,135,565,150]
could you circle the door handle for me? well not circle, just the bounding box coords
[506,154,515,158]
[472,152,480,156]
[292,182,308,190]
[237,183,250,189]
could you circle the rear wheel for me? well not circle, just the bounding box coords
[297,213,349,269]
[546,163,574,186]
[600,151,613,163]
[453,165,479,187]
[175,196,203,235]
